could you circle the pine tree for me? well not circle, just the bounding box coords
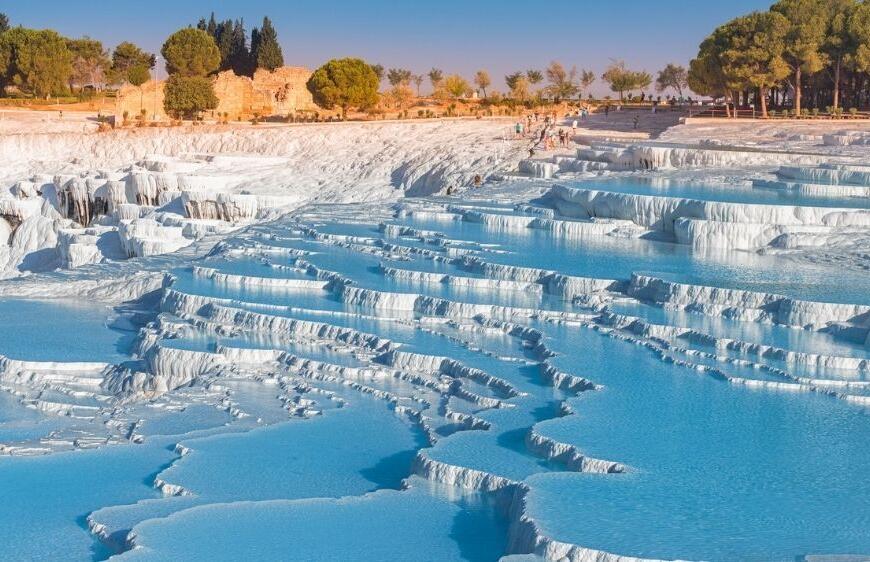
[253,17,283,71]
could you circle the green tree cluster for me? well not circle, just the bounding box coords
[197,13,283,76]
[0,27,73,98]
[690,0,870,113]
[0,11,154,99]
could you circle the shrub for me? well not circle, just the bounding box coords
[163,75,218,119]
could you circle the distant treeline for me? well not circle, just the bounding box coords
[0,11,284,100]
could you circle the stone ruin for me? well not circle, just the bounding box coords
[115,66,319,123]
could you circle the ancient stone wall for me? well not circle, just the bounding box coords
[115,80,167,123]
[114,66,318,123]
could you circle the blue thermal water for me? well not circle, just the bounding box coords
[0,440,176,560]
[1,182,869,561]
[570,177,870,208]
[528,321,870,561]
[398,207,870,305]
[0,299,134,362]
[114,484,505,562]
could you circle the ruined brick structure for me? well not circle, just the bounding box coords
[115,66,318,123]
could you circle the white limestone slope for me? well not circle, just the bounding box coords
[0,119,525,278]
[542,184,870,255]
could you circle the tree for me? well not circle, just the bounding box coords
[771,0,830,114]
[824,0,857,109]
[306,57,379,117]
[128,64,150,87]
[252,16,286,73]
[412,74,423,96]
[443,74,471,99]
[163,74,218,119]
[474,69,491,98]
[509,76,530,100]
[389,83,414,108]
[505,72,523,91]
[602,61,632,99]
[526,69,543,88]
[67,37,110,91]
[226,19,250,75]
[656,63,688,96]
[371,64,384,84]
[128,64,150,112]
[111,41,155,84]
[161,28,221,77]
[387,68,411,87]
[720,12,790,117]
[0,13,9,34]
[601,60,650,100]
[544,61,578,100]
[849,2,870,75]
[215,20,234,70]
[428,68,443,90]
[579,69,595,97]
[206,13,217,38]
[0,28,73,98]
[689,26,736,113]
[635,71,652,95]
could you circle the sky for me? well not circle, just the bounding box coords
[5,0,772,95]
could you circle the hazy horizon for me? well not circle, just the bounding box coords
[6,0,771,95]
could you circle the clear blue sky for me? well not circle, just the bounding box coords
[5,0,771,95]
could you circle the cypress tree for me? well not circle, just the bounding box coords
[250,27,261,73]
[254,17,283,71]
[216,20,234,71]
[206,12,217,38]
[228,19,251,76]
